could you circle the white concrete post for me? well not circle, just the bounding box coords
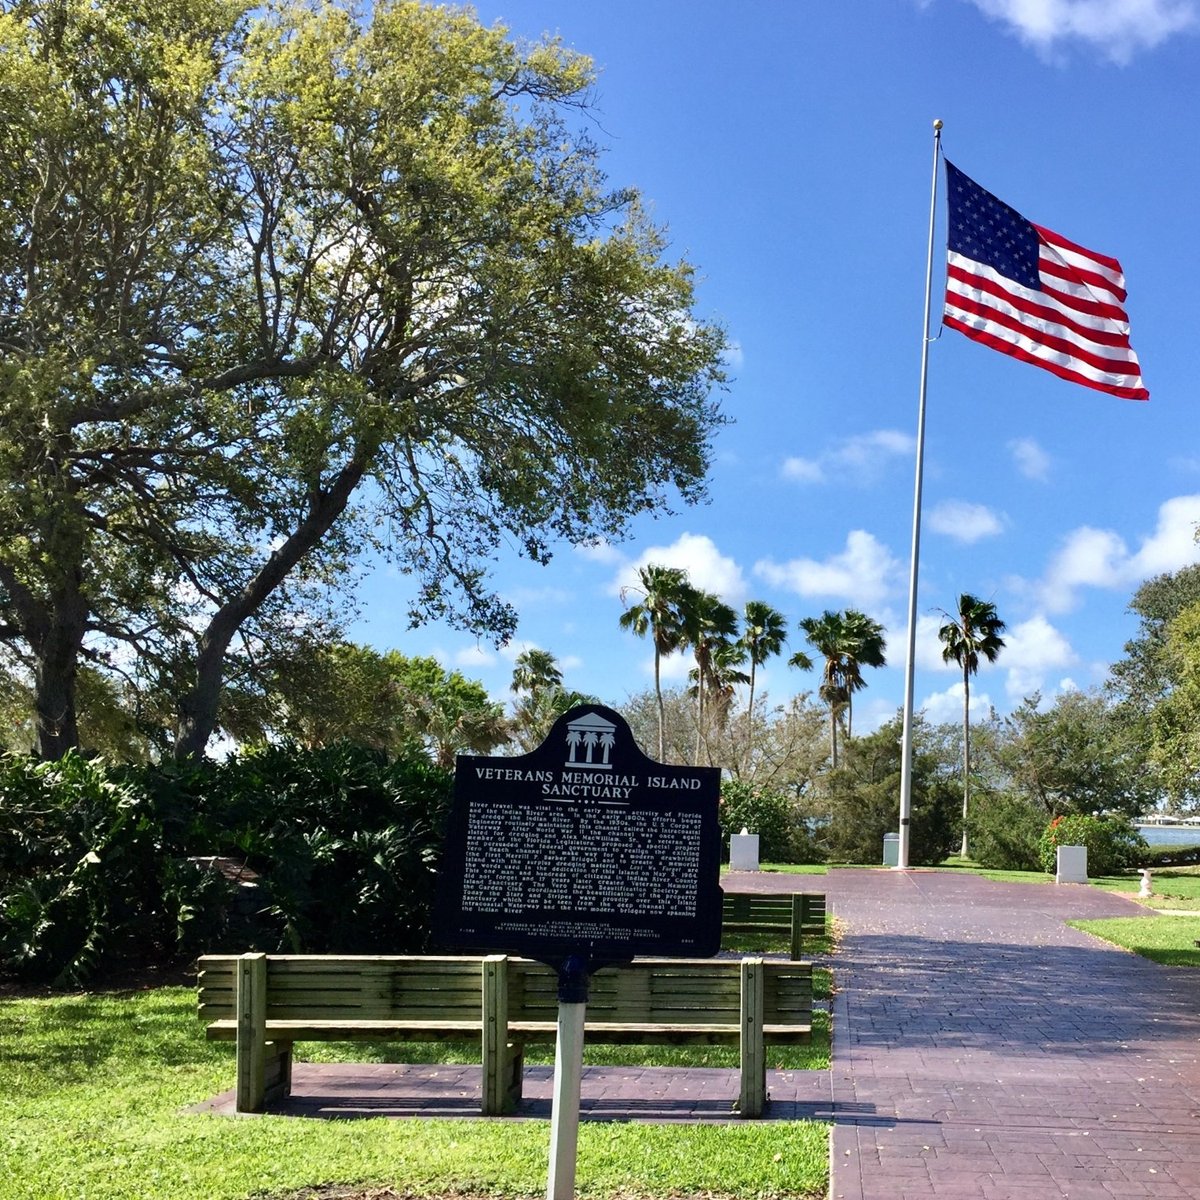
[730,828,760,871]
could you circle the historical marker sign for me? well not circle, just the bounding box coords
[434,704,722,961]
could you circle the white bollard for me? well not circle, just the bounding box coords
[1139,869,1153,898]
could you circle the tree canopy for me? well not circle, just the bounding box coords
[0,0,727,759]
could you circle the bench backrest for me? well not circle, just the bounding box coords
[197,952,812,1029]
[722,891,826,932]
[510,957,744,1024]
[197,954,487,1024]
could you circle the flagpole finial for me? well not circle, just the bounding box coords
[933,119,943,130]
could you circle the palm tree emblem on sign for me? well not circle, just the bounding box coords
[565,711,617,768]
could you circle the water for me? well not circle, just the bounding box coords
[1138,824,1200,846]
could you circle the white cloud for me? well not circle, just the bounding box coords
[575,539,624,565]
[455,645,497,669]
[781,456,826,483]
[1001,614,1077,700]
[754,530,903,610]
[1009,436,1051,481]
[723,339,745,368]
[1037,494,1200,611]
[964,0,1198,63]
[915,612,955,671]
[1039,526,1128,611]
[612,532,748,603]
[780,429,915,487]
[928,500,1006,544]
[920,681,996,725]
[1128,493,1200,576]
[655,648,693,683]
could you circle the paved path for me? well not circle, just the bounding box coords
[806,869,1200,1200]
[196,869,1200,1199]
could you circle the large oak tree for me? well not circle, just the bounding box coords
[0,0,727,759]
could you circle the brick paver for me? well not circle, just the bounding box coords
[196,868,1200,1199]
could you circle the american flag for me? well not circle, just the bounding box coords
[943,160,1148,401]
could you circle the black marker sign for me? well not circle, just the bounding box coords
[434,705,722,961]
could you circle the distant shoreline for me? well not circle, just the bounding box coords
[1138,825,1200,846]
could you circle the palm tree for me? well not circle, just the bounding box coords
[689,636,750,762]
[618,564,692,759]
[799,611,850,767]
[510,648,562,697]
[683,589,740,763]
[938,593,1006,859]
[838,609,887,742]
[798,609,886,767]
[787,649,815,673]
[741,601,788,770]
[510,649,584,752]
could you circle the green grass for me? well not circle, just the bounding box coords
[1070,915,1200,967]
[301,1006,831,1073]
[0,987,829,1200]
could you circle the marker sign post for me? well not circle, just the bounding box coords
[435,705,722,1200]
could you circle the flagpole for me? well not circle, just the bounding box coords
[897,119,942,872]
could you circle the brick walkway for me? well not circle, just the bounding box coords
[811,868,1200,1200]
[195,869,1200,1199]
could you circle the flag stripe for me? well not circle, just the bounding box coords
[942,159,1147,401]
[1035,224,1126,284]
[946,258,1133,344]
[944,316,1150,400]
[945,297,1144,383]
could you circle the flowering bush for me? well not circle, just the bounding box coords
[1037,812,1147,876]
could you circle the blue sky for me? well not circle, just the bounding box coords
[350,0,1200,732]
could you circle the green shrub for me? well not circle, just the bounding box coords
[964,791,1043,870]
[718,780,822,863]
[0,753,188,986]
[170,741,455,955]
[0,742,454,985]
[1140,841,1200,868]
[1037,813,1148,876]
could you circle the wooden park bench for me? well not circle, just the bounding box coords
[197,951,812,1119]
[721,891,827,959]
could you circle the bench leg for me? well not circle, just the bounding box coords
[482,954,510,1115]
[235,953,267,1113]
[505,1043,525,1113]
[789,894,804,960]
[263,1042,293,1106]
[738,957,765,1118]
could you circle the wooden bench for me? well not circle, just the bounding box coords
[722,891,827,959]
[197,952,812,1119]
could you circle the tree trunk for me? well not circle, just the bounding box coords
[33,594,88,759]
[174,458,369,760]
[654,651,665,761]
[960,663,971,859]
[829,704,838,770]
[0,552,89,760]
[744,663,757,775]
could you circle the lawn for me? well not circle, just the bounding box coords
[0,985,830,1200]
[1069,915,1200,967]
